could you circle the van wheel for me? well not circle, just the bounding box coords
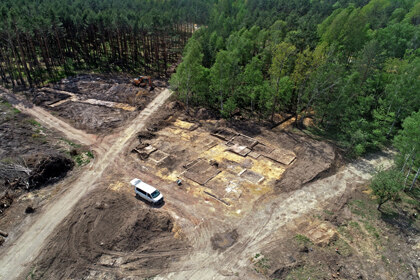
[135,194,140,199]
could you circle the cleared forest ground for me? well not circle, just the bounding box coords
[0,76,418,280]
[29,74,167,133]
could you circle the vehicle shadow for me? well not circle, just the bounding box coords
[135,195,165,208]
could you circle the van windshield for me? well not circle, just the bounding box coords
[151,190,160,198]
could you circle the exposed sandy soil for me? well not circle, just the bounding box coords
[32,190,188,279]
[29,74,166,133]
[5,99,342,279]
[1,84,417,280]
[50,102,135,133]
[0,88,173,279]
[259,186,420,280]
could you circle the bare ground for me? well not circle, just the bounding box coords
[31,190,189,279]
[0,94,77,221]
[153,150,395,280]
[1,86,417,280]
[0,89,173,279]
[29,74,166,133]
[32,110,401,280]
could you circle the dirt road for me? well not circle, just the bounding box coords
[16,104,98,147]
[157,151,394,279]
[0,89,172,280]
[1,85,396,279]
[0,87,96,147]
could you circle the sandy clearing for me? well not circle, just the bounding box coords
[0,89,172,280]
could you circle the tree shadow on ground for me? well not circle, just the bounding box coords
[380,205,419,237]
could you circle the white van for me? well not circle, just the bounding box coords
[130,178,164,205]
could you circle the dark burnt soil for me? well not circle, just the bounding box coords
[0,98,74,216]
[0,103,56,161]
[31,190,189,279]
[261,188,420,280]
[28,156,73,188]
[39,74,167,104]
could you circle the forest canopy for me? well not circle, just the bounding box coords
[0,0,213,87]
[170,0,420,158]
[1,0,419,171]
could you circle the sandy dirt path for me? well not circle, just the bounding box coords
[0,89,172,280]
[0,87,96,147]
[15,104,98,146]
[159,151,394,279]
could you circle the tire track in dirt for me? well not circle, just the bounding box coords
[0,87,96,147]
[15,104,98,147]
[0,89,173,280]
[159,151,394,279]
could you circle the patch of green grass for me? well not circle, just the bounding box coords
[0,157,14,164]
[27,119,41,127]
[400,192,420,208]
[349,198,378,221]
[254,256,271,275]
[337,224,349,234]
[351,199,366,208]
[379,206,399,220]
[323,209,334,216]
[402,198,419,206]
[285,264,327,280]
[349,205,367,218]
[0,99,20,116]
[313,213,322,219]
[86,151,94,158]
[25,267,37,280]
[72,151,94,166]
[61,138,81,148]
[294,234,312,245]
[349,221,362,230]
[46,68,66,84]
[362,220,380,240]
[256,257,270,269]
[74,154,88,166]
[0,99,12,108]
[332,238,353,257]
[338,221,363,242]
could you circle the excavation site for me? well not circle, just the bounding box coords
[1,1,419,279]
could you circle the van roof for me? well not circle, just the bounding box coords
[130,178,157,194]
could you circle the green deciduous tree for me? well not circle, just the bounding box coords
[376,22,418,58]
[380,57,420,138]
[371,169,404,211]
[318,5,369,59]
[269,42,296,121]
[209,50,239,113]
[394,110,420,190]
[170,38,208,111]
[237,56,264,113]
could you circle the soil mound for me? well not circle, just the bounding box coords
[28,155,74,189]
[276,140,337,193]
[33,190,188,279]
[211,229,239,250]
